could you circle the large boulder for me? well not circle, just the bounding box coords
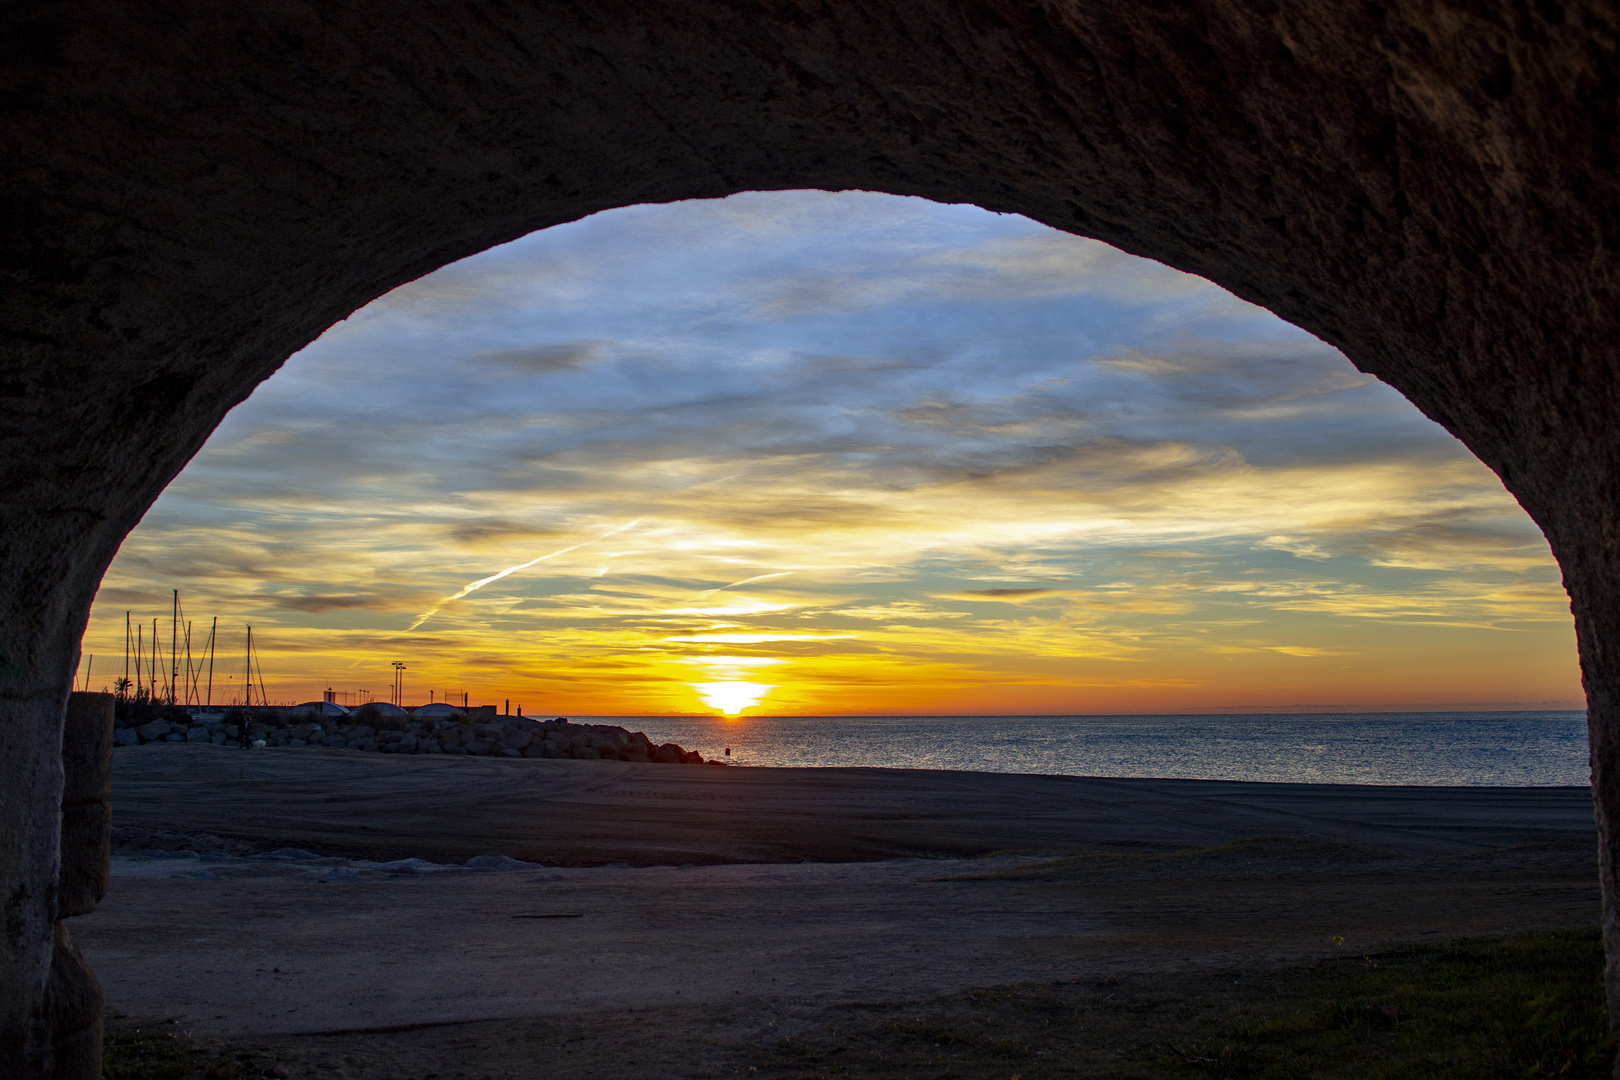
[134,720,170,742]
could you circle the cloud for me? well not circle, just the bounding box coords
[1254,535,1335,560]
[662,633,857,644]
[446,520,570,547]
[936,588,1065,602]
[476,341,605,374]
[409,520,642,630]
[273,594,397,613]
[829,602,970,621]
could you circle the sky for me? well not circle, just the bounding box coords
[80,191,1583,716]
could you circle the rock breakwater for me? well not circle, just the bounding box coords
[113,709,709,764]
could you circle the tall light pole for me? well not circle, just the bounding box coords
[392,662,406,707]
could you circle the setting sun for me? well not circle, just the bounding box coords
[690,681,773,717]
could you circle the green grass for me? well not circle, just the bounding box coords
[102,1023,282,1080]
[1175,931,1611,1078]
[742,930,1613,1079]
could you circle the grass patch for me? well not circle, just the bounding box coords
[741,929,1611,1078]
[102,1022,282,1080]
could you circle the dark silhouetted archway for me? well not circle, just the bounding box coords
[4,4,1618,1075]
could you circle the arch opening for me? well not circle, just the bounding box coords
[85,191,1581,766]
[66,202,1601,1073]
[6,4,1619,1074]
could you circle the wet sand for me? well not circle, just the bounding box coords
[106,743,1594,864]
[77,744,1601,1079]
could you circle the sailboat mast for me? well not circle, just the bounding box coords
[254,630,267,707]
[169,590,179,705]
[123,612,131,698]
[245,625,253,707]
[206,617,216,707]
[135,623,143,698]
[183,620,194,705]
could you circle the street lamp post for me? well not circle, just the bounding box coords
[391,662,406,707]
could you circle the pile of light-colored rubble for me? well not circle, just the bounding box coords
[115,711,710,764]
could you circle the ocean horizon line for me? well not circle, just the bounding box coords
[566,705,1586,720]
[569,710,1590,787]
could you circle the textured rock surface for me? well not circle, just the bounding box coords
[50,695,111,1080]
[46,924,100,1080]
[123,711,711,763]
[2,3,1618,1075]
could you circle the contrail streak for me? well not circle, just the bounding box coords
[408,520,640,631]
[694,571,795,599]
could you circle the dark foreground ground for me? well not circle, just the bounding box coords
[81,744,1604,1078]
[105,930,1612,1079]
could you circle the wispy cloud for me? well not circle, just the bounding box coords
[408,521,642,631]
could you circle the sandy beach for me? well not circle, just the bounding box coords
[76,744,1601,1078]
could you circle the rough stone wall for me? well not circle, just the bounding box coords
[3,2,1618,1074]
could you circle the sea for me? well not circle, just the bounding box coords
[574,711,1591,787]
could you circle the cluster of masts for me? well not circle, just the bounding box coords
[113,589,269,708]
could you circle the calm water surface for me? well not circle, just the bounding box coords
[572,712,1590,787]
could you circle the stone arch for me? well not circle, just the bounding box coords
[4,3,1617,1074]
